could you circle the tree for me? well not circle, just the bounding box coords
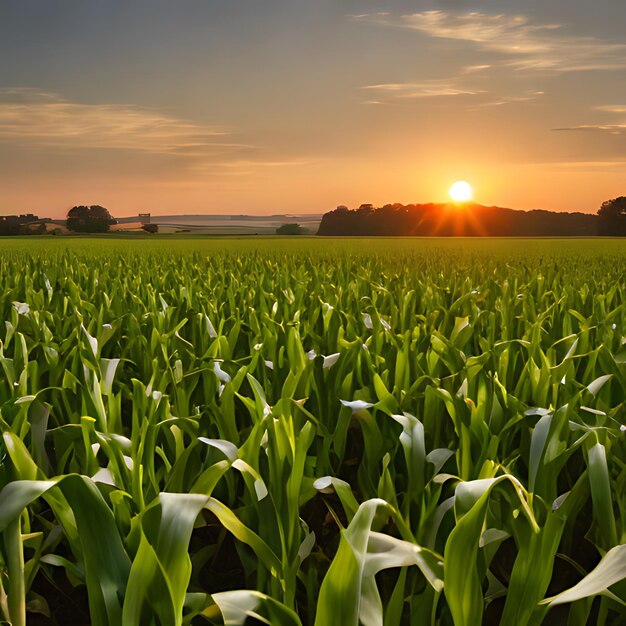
[66,205,116,233]
[275,223,307,235]
[597,197,626,236]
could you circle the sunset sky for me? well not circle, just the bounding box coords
[1,0,626,217]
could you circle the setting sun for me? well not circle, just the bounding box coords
[449,181,474,203]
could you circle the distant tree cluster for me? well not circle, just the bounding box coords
[597,197,626,236]
[66,205,116,233]
[0,214,44,236]
[275,223,308,235]
[317,202,614,237]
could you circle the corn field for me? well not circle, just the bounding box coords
[0,237,624,626]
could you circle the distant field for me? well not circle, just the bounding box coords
[1,234,625,255]
[143,213,323,234]
[0,237,624,626]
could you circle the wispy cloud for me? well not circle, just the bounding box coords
[213,159,310,168]
[555,103,626,136]
[553,124,626,135]
[0,88,249,158]
[354,11,626,73]
[479,91,545,107]
[189,158,311,177]
[362,77,543,108]
[363,79,483,99]
[532,159,626,170]
[347,12,389,20]
[0,87,64,102]
[595,105,626,114]
[461,64,492,74]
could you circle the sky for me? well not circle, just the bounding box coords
[1,0,626,217]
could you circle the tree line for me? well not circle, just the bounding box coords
[317,197,626,236]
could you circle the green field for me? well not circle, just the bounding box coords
[0,237,624,626]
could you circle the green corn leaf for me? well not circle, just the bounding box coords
[541,544,626,607]
[315,499,443,626]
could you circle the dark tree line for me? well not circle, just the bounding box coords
[0,214,44,236]
[317,199,625,237]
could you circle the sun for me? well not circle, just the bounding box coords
[449,180,473,203]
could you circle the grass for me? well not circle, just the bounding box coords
[0,236,624,625]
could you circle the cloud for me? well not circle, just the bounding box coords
[213,159,310,168]
[362,76,543,107]
[356,11,626,72]
[0,88,249,158]
[363,79,483,99]
[553,125,626,135]
[461,64,492,74]
[596,105,626,114]
[532,159,626,170]
[479,91,545,107]
[0,87,64,102]
[347,12,389,20]
[189,158,311,176]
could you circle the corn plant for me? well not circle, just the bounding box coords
[0,237,623,625]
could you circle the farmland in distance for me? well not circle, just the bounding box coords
[0,237,624,625]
